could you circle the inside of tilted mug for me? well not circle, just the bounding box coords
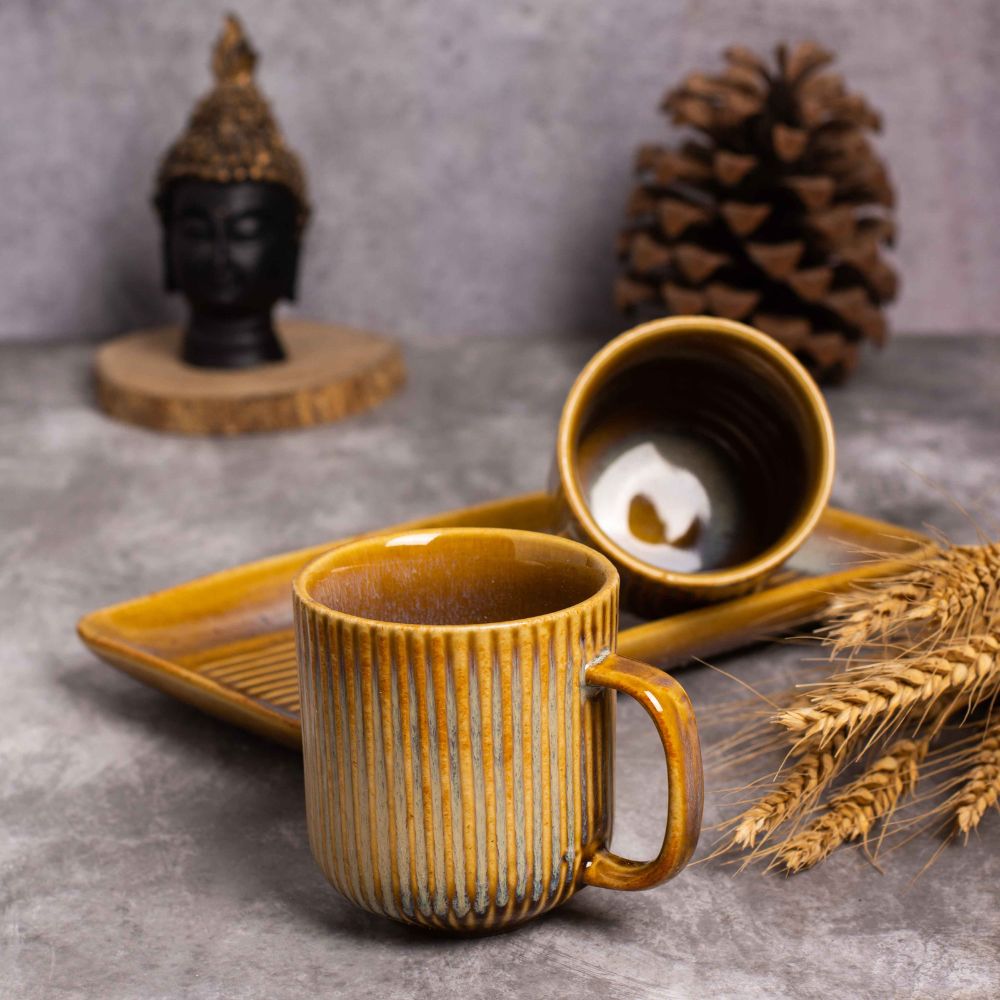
[308,531,611,626]
[570,333,825,575]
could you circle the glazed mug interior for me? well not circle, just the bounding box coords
[556,316,835,606]
[305,529,608,626]
[293,528,702,933]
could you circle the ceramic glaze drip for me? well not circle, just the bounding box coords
[294,588,617,933]
[584,429,747,573]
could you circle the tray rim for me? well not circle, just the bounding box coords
[77,492,931,749]
[77,493,558,746]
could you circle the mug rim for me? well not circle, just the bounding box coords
[556,315,836,593]
[294,526,620,633]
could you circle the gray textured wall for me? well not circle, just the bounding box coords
[2,0,999,343]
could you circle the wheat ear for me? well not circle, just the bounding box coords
[826,579,933,653]
[776,636,1000,749]
[775,737,929,873]
[826,542,1000,654]
[723,737,851,851]
[948,718,1000,838]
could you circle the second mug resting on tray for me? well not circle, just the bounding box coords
[553,316,835,614]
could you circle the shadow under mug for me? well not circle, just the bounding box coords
[293,527,703,934]
[554,316,835,614]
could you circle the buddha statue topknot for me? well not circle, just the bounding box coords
[155,14,309,368]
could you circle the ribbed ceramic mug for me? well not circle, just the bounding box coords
[293,527,702,934]
[554,316,835,614]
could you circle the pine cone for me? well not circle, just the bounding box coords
[615,42,898,384]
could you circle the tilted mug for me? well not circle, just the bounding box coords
[293,527,703,933]
[553,316,836,615]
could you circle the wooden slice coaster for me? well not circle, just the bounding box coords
[95,319,406,435]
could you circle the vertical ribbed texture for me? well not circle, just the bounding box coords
[295,586,617,933]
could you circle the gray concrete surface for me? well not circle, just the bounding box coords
[2,333,1000,999]
[2,1,1000,344]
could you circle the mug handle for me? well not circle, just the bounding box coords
[582,654,703,891]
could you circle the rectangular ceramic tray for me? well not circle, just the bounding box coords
[77,491,929,748]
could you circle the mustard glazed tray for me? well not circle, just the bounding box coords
[77,491,929,749]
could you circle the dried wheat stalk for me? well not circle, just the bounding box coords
[776,636,1000,750]
[825,541,1000,654]
[826,580,929,652]
[723,736,851,851]
[775,737,928,872]
[947,718,1000,838]
[716,532,1000,874]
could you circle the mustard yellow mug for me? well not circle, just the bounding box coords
[293,527,702,934]
[554,316,835,614]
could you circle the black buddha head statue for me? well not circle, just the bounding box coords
[154,15,310,368]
